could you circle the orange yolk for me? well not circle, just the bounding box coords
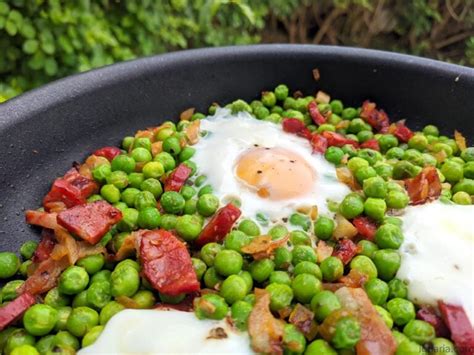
[235,147,315,200]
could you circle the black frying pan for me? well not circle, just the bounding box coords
[0,44,473,252]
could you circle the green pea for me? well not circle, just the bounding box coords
[99,301,125,325]
[364,197,387,221]
[305,339,337,355]
[214,250,243,276]
[0,252,20,278]
[375,305,393,329]
[363,176,387,198]
[111,266,140,297]
[268,224,288,240]
[347,157,369,172]
[77,254,105,275]
[100,184,121,203]
[460,147,474,162]
[182,199,197,215]
[106,170,129,189]
[403,149,425,166]
[10,344,39,355]
[293,261,322,280]
[387,298,416,326]
[142,161,165,179]
[154,152,176,172]
[122,136,134,150]
[231,301,252,331]
[375,223,404,249]
[72,290,89,308]
[386,147,404,160]
[388,278,408,299]
[156,128,175,142]
[283,324,306,353]
[342,107,357,120]
[44,287,70,308]
[320,256,344,282]
[421,125,439,137]
[441,160,463,183]
[162,136,181,155]
[54,306,72,332]
[91,269,112,285]
[310,290,341,322]
[131,147,152,163]
[137,207,161,229]
[191,258,207,280]
[358,130,374,143]
[219,275,247,304]
[339,193,364,219]
[131,290,155,309]
[127,172,144,189]
[18,260,33,280]
[292,246,317,266]
[87,194,104,203]
[23,304,58,336]
[386,190,409,209]
[463,161,474,179]
[274,247,292,270]
[55,331,79,351]
[350,255,378,280]
[268,271,292,285]
[159,214,178,230]
[374,163,394,180]
[117,208,139,231]
[111,155,136,174]
[289,213,311,231]
[291,273,321,304]
[86,281,111,309]
[4,329,36,355]
[175,214,202,241]
[120,187,140,207]
[200,242,223,267]
[403,319,435,345]
[289,230,311,246]
[19,241,38,261]
[2,280,24,301]
[357,240,379,258]
[133,137,152,151]
[238,271,253,294]
[453,178,474,195]
[178,147,195,162]
[358,149,383,166]
[373,249,401,281]
[196,193,219,217]
[314,216,335,240]
[134,190,156,211]
[430,337,457,354]
[59,266,89,295]
[264,283,293,311]
[325,146,344,165]
[82,325,104,348]
[160,191,185,214]
[0,327,17,353]
[274,84,289,101]
[92,164,112,183]
[364,278,389,305]
[66,306,99,337]
[224,230,251,253]
[331,316,361,349]
[180,185,196,201]
[249,258,274,283]
[236,219,259,236]
[452,191,471,205]
[36,335,56,354]
[195,294,229,320]
[203,267,223,289]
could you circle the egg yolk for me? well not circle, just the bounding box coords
[235,147,315,200]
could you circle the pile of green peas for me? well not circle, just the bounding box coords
[1,83,471,354]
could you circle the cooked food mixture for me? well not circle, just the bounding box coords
[0,84,473,355]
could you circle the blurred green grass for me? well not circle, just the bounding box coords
[1,0,473,102]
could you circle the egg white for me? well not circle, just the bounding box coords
[78,309,252,354]
[397,200,474,326]
[192,109,350,223]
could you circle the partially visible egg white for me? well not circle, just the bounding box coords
[192,109,350,222]
[78,309,253,354]
[397,201,474,326]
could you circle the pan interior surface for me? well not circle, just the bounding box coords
[0,45,473,250]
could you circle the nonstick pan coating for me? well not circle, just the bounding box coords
[0,45,473,251]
